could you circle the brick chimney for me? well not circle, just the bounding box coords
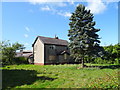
[55,35,59,39]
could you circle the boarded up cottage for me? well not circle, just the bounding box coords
[32,36,71,65]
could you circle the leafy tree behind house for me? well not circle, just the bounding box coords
[103,43,120,64]
[113,43,120,64]
[68,4,105,67]
[85,44,120,64]
[0,40,25,65]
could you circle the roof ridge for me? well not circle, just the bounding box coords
[38,36,67,41]
[33,36,68,46]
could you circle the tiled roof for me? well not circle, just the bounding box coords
[38,36,68,46]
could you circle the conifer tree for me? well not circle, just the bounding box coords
[68,4,104,68]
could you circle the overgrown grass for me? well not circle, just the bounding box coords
[2,64,120,89]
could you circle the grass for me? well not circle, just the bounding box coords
[2,64,120,89]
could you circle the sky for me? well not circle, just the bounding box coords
[1,0,119,50]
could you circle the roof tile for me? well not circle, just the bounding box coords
[38,36,68,46]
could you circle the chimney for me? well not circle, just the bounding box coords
[55,35,59,39]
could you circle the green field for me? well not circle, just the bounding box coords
[2,64,120,89]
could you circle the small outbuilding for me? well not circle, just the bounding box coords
[15,50,33,64]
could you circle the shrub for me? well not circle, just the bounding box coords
[94,58,113,64]
[13,57,28,64]
[2,57,28,65]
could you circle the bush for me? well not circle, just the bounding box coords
[2,58,12,65]
[13,57,28,64]
[114,58,120,65]
[2,57,28,65]
[94,58,113,64]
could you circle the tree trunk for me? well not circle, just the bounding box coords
[81,57,84,68]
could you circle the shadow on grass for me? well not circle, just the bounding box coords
[99,65,120,69]
[85,65,120,69]
[2,69,56,89]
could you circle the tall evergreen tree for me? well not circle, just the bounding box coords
[68,4,104,68]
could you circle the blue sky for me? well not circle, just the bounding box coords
[1,0,119,50]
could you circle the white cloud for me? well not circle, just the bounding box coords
[67,0,74,5]
[40,5,71,17]
[29,0,67,7]
[40,5,51,11]
[29,0,119,16]
[58,12,72,17]
[2,0,120,2]
[64,12,72,17]
[28,0,107,15]
[24,34,29,38]
[29,0,48,5]
[86,0,106,14]
[25,26,30,32]
[52,2,67,7]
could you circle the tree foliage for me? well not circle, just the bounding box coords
[0,40,25,65]
[87,43,120,64]
[68,4,105,67]
[103,43,120,64]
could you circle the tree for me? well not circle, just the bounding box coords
[68,4,104,68]
[0,40,25,65]
[113,43,120,64]
[104,43,120,64]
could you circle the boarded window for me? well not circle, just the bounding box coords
[49,55,56,60]
[64,53,67,60]
[59,55,64,61]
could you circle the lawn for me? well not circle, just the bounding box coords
[2,64,120,89]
